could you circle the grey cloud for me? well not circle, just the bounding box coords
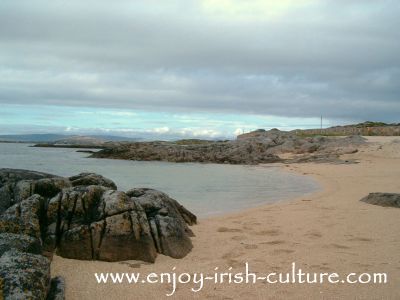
[0,0,399,123]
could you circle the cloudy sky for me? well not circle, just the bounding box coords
[0,0,399,139]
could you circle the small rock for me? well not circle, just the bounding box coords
[361,193,400,208]
[48,276,65,300]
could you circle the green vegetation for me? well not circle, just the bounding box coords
[355,121,389,127]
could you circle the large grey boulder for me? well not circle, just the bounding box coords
[0,169,197,263]
[46,186,157,262]
[43,184,196,262]
[69,173,117,190]
[127,188,197,258]
[0,169,60,214]
[0,194,44,240]
[0,233,42,256]
[0,169,56,188]
[0,168,196,298]
[361,193,400,208]
[0,171,113,214]
[0,249,51,300]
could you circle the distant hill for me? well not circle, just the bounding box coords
[52,135,141,145]
[0,134,139,143]
[0,134,69,143]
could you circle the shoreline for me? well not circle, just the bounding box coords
[198,163,325,222]
[51,136,400,299]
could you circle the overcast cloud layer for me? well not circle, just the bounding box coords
[0,0,399,137]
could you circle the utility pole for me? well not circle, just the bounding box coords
[320,115,323,134]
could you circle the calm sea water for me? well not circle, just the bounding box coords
[0,143,319,217]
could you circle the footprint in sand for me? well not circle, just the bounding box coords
[222,250,244,260]
[242,221,262,226]
[231,235,247,241]
[206,294,233,300]
[222,251,245,268]
[217,227,242,233]
[262,208,275,212]
[243,244,258,250]
[304,231,322,239]
[260,240,286,245]
[347,237,373,242]
[252,229,281,236]
[310,264,333,272]
[270,289,293,297]
[352,263,372,268]
[337,251,358,256]
[329,243,351,249]
[271,249,295,255]
[225,259,243,268]
[319,206,336,211]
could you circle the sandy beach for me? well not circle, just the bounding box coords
[51,137,400,299]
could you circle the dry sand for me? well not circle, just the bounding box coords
[51,137,400,299]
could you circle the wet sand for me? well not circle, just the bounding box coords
[51,136,400,299]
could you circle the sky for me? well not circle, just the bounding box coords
[0,0,399,139]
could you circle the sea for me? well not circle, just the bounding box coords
[0,143,319,217]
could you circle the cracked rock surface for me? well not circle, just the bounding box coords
[0,168,197,299]
[0,249,51,300]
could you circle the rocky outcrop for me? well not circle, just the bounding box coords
[238,130,366,164]
[68,173,117,190]
[361,193,400,208]
[0,194,44,240]
[91,140,281,164]
[0,194,52,299]
[0,249,51,300]
[295,122,400,136]
[91,130,366,165]
[0,233,41,256]
[0,168,196,298]
[127,188,197,258]
[0,169,58,214]
[47,187,158,262]
[239,130,365,154]
[0,170,121,216]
